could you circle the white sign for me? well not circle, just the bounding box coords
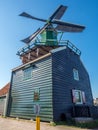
[34,104,40,116]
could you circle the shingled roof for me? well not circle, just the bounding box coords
[0,83,10,97]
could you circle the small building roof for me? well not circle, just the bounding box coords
[0,83,10,97]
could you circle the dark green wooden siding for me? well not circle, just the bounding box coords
[9,56,53,121]
[52,47,93,121]
[8,46,93,122]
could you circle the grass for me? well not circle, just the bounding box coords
[55,119,98,129]
[50,121,57,126]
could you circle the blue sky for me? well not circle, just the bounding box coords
[0,0,98,98]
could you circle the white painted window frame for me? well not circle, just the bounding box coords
[72,89,83,104]
[73,68,79,81]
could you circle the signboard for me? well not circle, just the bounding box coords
[34,88,40,101]
[34,104,40,116]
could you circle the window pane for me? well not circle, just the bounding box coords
[73,68,79,81]
[23,67,32,80]
[75,91,81,102]
[82,91,86,103]
[72,89,84,104]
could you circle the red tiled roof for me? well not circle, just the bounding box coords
[0,83,10,96]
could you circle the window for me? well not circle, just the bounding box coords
[23,67,32,80]
[32,64,38,72]
[73,68,79,81]
[72,89,86,104]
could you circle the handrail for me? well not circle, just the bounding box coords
[17,40,81,56]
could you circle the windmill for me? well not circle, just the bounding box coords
[19,5,85,45]
[8,5,94,122]
[18,5,85,64]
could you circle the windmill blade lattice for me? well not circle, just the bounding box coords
[21,28,41,44]
[21,24,49,44]
[19,12,47,22]
[49,5,67,21]
[53,20,85,32]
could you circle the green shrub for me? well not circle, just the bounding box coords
[75,120,98,129]
[56,119,98,129]
[50,121,56,126]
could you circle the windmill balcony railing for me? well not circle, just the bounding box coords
[17,40,81,56]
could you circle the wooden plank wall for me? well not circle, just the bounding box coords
[9,56,53,122]
[52,47,93,121]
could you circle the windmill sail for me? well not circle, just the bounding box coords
[21,28,41,44]
[49,5,67,21]
[19,12,47,22]
[21,24,49,44]
[54,20,85,32]
[20,5,85,44]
